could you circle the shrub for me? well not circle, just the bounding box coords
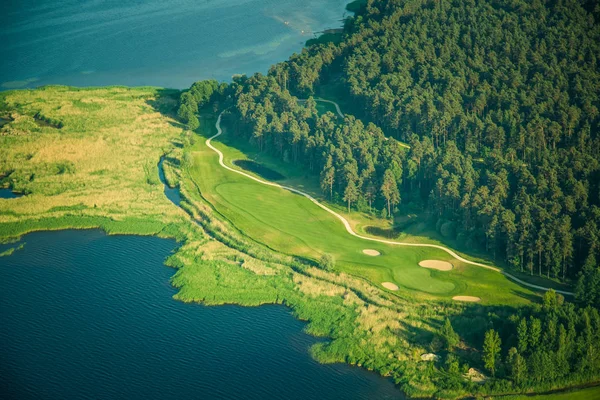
[319,253,335,271]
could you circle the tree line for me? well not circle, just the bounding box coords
[218,73,408,219]
[442,290,600,393]
[264,0,600,286]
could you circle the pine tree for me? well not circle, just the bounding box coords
[508,347,527,386]
[320,156,335,199]
[483,329,501,377]
[187,114,199,131]
[440,317,459,350]
[381,169,400,217]
[517,318,528,354]
[529,317,542,351]
[343,180,359,212]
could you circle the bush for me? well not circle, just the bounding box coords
[55,161,76,175]
[182,152,194,168]
[319,253,335,271]
[440,221,456,239]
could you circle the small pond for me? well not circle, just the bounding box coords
[364,225,402,239]
[0,188,22,199]
[233,159,286,181]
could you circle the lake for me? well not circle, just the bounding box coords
[0,0,350,90]
[0,230,402,399]
[0,2,403,398]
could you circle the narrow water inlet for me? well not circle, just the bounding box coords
[158,157,181,206]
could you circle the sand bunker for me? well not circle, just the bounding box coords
[452,296,481,302]
[382,282,399,291]
[363,249,381,256]
[419,260,453,271]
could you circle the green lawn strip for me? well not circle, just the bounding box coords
[499,385,600,399]
[0,215,187,242]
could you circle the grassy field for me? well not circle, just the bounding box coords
[0,86,190,240]
[187,111,539,305]
[297,98,340,118]
[500,385,600,399]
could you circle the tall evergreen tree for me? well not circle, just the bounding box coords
[483,329,502,377]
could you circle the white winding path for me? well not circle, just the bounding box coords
[207,112,574,296]
[300,98,411,148]
[298,98,345,118]
[315,98,345,118]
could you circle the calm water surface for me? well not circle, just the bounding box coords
[0,0,349,89]
[0,2,402,398]
[0,230,402,399]
[0,189,22,199]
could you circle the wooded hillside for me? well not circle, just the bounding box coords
[267,0,600,293]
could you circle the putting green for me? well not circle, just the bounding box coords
[188,113,538,303]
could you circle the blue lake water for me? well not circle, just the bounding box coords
[0,2,403,398]
[0,0,350,90]
[0,189,22,199]
[0,230,402,399]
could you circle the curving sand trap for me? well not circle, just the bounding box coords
[363,249,381,256]
[419,260,453,271]
[452,296,481,302]
[382,282,399,291]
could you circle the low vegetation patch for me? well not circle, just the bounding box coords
[0,86,185,238]
[364,225,401,239]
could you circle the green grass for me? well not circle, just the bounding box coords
[500,385,600,399]
[0,86,185,241]
[188,112,537,305]
[298,98,340,118]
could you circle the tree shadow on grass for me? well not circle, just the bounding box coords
[145,88,187,131]
[509,289,542,304]
[399,319,438,348]
[146,88,179,115]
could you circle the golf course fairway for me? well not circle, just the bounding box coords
[186,112,543,305]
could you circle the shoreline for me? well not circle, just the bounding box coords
[1,0,597,397]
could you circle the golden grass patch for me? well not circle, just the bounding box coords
[0,86,184,230]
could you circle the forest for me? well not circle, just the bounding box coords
[438,289,600,394]
[175,0,600,395]
[177,0,600,296]
[200,0,600,291]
